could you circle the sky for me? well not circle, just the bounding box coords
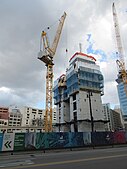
[0,0,127,109]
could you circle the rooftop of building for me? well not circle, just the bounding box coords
[69,52,96,63]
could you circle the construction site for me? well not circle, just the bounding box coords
[37,2,127,133]
[0,3,126,134]
[53,52,105,132]
[1,2,127,158]
[1,3,127,169]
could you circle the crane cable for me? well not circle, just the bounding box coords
[40,16,62,52]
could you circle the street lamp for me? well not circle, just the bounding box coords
[87,91,94,132]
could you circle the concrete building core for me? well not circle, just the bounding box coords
[53,52,106,132]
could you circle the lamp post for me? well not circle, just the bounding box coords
[87,91,94,132]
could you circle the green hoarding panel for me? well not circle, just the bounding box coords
[36,133,45,149]
[14,133,25,151]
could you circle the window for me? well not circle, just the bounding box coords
[73,102,77,111]
[73,94,76,101]
[27,114,29,118]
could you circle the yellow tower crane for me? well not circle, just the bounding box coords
[112,3,127,95]
[38,12,66,132]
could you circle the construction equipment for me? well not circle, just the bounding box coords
[38,12,66,132]
[112,3,127,95]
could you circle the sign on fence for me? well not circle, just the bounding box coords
[14,133,25,151]
[2,133,15,151]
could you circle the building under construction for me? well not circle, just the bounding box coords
[53,52,106,132]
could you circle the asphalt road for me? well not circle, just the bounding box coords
[0,147,127,169]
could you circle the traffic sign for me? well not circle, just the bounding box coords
[2,133,14,151]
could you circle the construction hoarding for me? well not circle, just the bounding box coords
[0,131,127,152]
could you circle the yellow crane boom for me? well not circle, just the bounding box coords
[38,12,66,132]
[112,3,127,95]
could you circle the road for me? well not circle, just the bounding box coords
[0,147,127,169]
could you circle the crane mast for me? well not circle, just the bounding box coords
[38,12,66,132]
[112,3,127,95]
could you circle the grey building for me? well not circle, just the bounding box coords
[53,52,105,132]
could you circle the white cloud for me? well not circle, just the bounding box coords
[0,87,12,93]
[0,0,126,108]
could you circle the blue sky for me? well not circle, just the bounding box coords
[86,34,116,62]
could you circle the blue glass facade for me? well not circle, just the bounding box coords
[117,83,127,116]
[53,66,104,104]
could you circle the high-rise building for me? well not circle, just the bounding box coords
[102,103,124,131]
[110,109,123,131]
[7,107,22,133]
[0,105,57,133]
[53,52,106,132]
[114,106,125,129]
[116,78,127,129]
[20,106,45,127]
[102,103,112,131]
[117,82,127,115]
[8,108,22,126]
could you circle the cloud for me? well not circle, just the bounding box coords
[85,33,119,106]
[0,0,126,109]
[86,34,107,62]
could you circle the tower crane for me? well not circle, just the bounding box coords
[38,12,66,132]
[112,3,127,95]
